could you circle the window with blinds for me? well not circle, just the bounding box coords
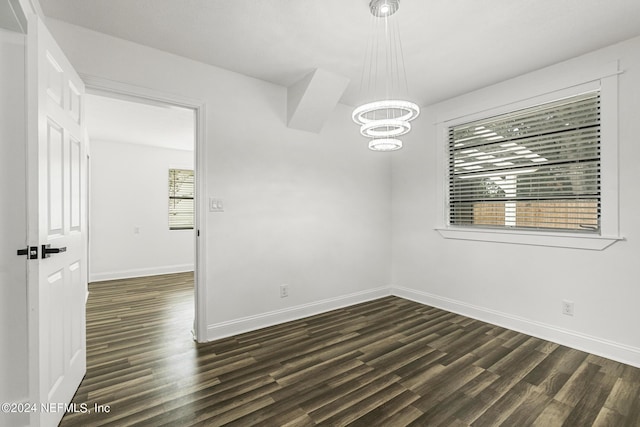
[448,91,600,232]
[169,168,194,230]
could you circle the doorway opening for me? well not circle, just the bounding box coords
[83,87,206,340]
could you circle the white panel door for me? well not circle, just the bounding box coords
[27,15,87,427]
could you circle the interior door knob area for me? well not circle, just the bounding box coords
[41,244,68,258]
[16,246,39,259]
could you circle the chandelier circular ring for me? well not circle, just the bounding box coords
[352,0,420,151]
[369,138,403,151]
[352,100,421,125]
[360,119,411,138]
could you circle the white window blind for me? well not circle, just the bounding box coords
[448,91,601,232]
[169,168,194,230]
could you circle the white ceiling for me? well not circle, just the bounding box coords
[39,0,640,108]
[85,94,194,151]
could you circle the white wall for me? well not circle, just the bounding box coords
[44,17,640,367]
[392,36,640,367]
[45,19,392,337]
[0,28,29,427]
[89,139,194,282]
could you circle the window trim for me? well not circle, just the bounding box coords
[435,64,622,250]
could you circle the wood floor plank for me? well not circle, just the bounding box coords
[554,361,603,406]
[530,400,573,427]
[523,346,588,388]
[471,381,539,426]
[59,273,640,426]
[488,385,550,426]
[353,389,421,425]
[386,405,424,426]
[562,371,619,427]
[307,374,402,423]
[318,382,407,425]
[602,378,640,417]
[592,407,625,427]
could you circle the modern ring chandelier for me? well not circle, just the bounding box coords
[353,0,420,151]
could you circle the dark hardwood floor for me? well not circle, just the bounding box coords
[60,273,640,426]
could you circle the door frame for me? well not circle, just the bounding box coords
[82,74,208,341]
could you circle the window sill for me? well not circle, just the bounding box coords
[435,227,623,250]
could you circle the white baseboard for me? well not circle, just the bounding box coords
[392,285,640,369]
[204,283,640,368]
[89,264,194,283]
[206,287,391,341]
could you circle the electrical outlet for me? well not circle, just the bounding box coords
[562,300,574,316]
[280,284,289,298]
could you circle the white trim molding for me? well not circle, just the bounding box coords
[90,264,194,283]
[435,64,623,250]
[392,285,640,369]
[436,228,624,250]
[205,284,640,368]
[206,287,391,341]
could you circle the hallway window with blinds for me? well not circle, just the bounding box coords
[169,168,194,230]
[448,91,601,232]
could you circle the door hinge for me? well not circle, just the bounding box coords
[17,246,38,259]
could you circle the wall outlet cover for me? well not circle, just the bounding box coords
[562,300,574,316]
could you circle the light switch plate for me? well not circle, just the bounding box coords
[209,198,224,212]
